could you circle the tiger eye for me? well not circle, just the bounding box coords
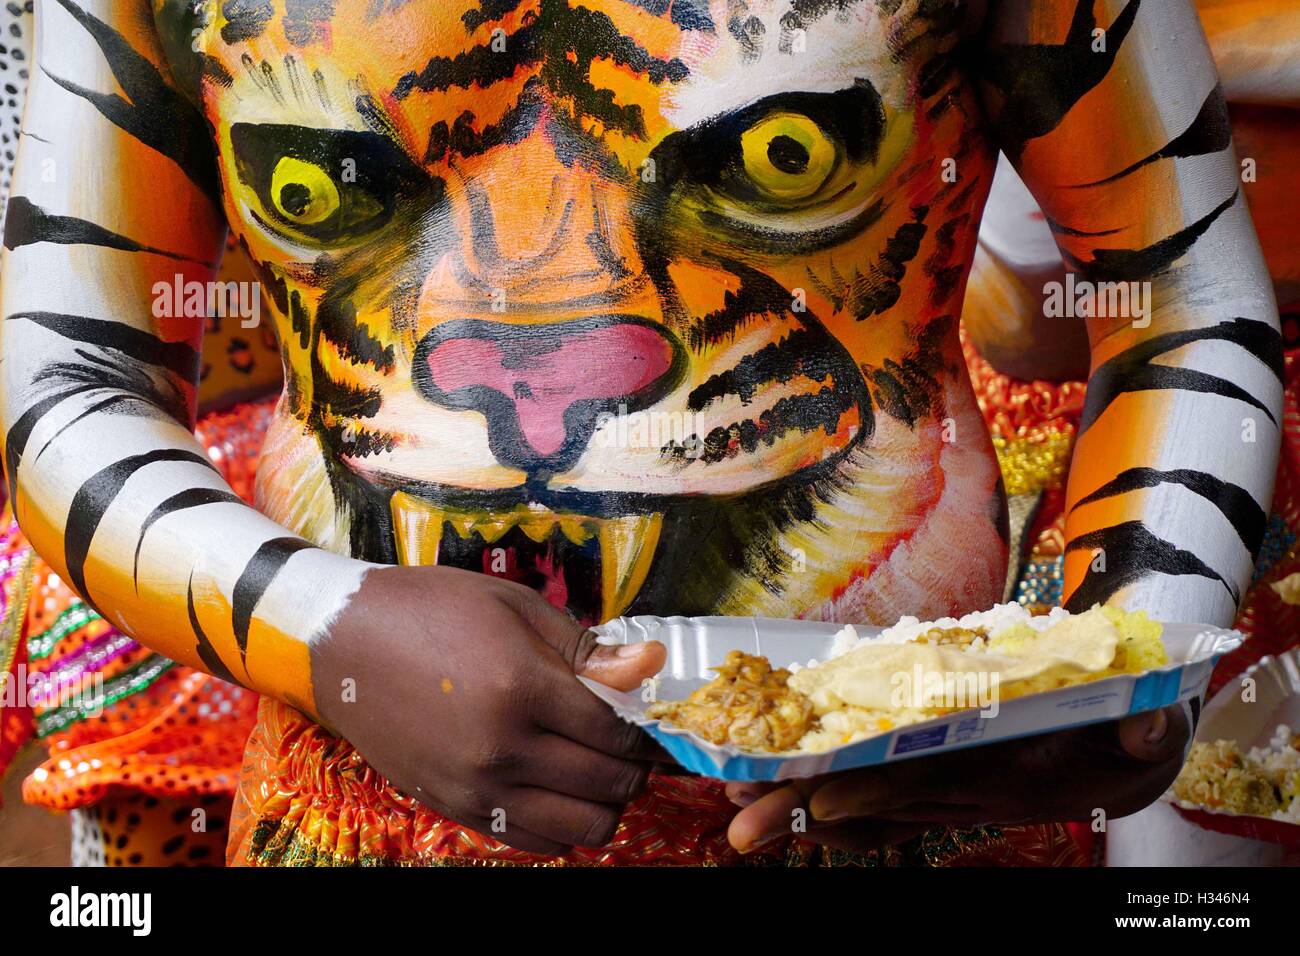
[269,156,340,226]
[740,113,837,202]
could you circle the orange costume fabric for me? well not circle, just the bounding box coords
[0,403,267,816]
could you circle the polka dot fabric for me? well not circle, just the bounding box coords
[10,400,274,819]
[71,793,233,867]
[0,1,32,237]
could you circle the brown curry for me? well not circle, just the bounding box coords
[647,651,815,753]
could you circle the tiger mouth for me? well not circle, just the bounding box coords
[389,491,663,623]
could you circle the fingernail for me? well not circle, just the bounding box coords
[738,834,778,855]
[811,789,878,823]
[615,643,645,658]
[813,808,852,823]
[1144,707,1168,744]
[728,791,759,808]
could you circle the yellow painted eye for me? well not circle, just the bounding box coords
[740,113,838,202]
[269,156,341,225]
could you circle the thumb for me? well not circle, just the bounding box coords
[1116,704,1191,764]
[502,586,665,691]
[579,639,666,692]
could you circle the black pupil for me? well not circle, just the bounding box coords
[767,135,810,175]
[280,182,313,217]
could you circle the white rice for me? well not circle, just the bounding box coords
[798,601,1070,668]
[1247,723,1300,824]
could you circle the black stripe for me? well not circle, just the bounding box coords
[676,386,858,465]
[1,368,169,502]
[1081,317,1284,432]
[461,0,526,33]
[1064,520,1238,610]
[313,298,395,373]
[134,488,247,585]
[424,80,544,163]
[984,0,1142,160]
[395,1,688,108]
[3,196,206,263]
[33,393,132,464]
[219,0,275,43]
[1072,84,1231,188]
[284,0,337,46]
[852,209,930,320]
[188,571,243,686]
[1071,467,1267,556]
[354,89,402,141]
[629,0,715,31]
[687,259,849,350]
[394,21,541,98]
[7,311,201,382]
[688,328,824,410]
[52,347,192,427]
[5,387,90,503]
[231,538,313,665]
[1061,189,1239,282]
[48,0,219,201]
[64,450,218,602]
[1044,218,1121,239]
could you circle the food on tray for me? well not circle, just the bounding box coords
[1171,724,1300,822]
[646,651,815,752]
[646,603,1167,754]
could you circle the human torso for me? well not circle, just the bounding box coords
[164,0,1007,627]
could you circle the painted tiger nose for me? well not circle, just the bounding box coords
[415,316,680,466]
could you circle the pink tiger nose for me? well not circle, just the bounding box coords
[416,317,681,470]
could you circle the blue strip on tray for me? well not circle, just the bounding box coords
[892,724,950,754]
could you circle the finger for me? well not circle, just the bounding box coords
[728,785,805,853]
[466,816,572,858]
[803,820,930,855]
[530,657,670,762]
[579,640,667,692]
[1117,704,1190,764]
[523,735,650,804]
[807,760,950,823]
[406,794,571,858]
[508,591,666,692]
[502,586,590,667]
[507,787,625,849]
[650,761,691,776]
[808,721,1104,821]
[725,781,781,807]
[860,801,990,825]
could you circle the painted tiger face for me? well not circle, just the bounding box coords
[162,0,1006,624]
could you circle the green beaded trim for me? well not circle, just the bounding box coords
[27,603,100,660]
[35,653,176,738]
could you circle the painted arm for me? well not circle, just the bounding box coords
[0,0,368,716]
[978,0,1284,626]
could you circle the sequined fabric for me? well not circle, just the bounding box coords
[3,401,273,818]
[226,696,1086,867]
[0,528,35,789]
[227,696,796,867]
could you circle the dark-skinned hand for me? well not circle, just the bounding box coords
[724,704,1191,854]
[313,564,667,857]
